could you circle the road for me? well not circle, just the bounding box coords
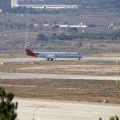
[15,98,120,120]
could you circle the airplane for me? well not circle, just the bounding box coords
[24,47,83,61]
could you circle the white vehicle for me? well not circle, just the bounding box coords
[24,47,83,61]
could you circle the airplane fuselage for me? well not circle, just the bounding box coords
[35,52,82,60]
[24,48,82,61]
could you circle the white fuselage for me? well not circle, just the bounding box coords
[24,47,83,61]
[35,52,82,60]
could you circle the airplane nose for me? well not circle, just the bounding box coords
[80,55,83,58]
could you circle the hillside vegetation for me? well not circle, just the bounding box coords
[0,1,120,55]
[0,0,120,13]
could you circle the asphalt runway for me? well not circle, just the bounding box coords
[15,98,120,120]
[0,72,119,80]
[1,57,120,63]
[0,57,120,80]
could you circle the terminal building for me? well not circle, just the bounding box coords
[11,0,19,7]
[11,0,78,9]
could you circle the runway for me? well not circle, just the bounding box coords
[0,57,120,63]
[15,98,120,120]
[0,72,119,80]
[0,57,120,80]
[1,57,120,120]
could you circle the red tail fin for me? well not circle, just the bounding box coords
[24,48,37,57]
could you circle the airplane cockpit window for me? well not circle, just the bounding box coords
[36,53,39,55]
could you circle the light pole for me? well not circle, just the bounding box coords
[116,60,119,86]
[60,26,62,34]
[32,105,45,120]
[25,23,28,45]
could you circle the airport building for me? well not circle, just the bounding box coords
[11,0,78,9]
[11,0,19,7]
[58,22,87,28]
[21,4,78,9]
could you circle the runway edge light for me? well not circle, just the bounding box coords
[1,62,4,65]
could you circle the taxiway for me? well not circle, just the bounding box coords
[15,98,120,120]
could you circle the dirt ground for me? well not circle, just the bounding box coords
[0,61,119,76]
[0,79,120,103]
[0,60,120,103]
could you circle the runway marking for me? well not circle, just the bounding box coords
[0,84,36,88]
[26,105,62,108]
[45,105,62,108]
[57,88,76,90]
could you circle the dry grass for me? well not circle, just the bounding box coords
[1,60,120,103]
[1,13,120,55]
[0,54,27,58]
[0,61,118,76]
[1,78,120,103]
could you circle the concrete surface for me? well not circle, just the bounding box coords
[0,72,119,80]
[15,98,120,120]
[1,57,120,63]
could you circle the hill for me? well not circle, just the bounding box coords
[0,0,120,13]
[0,0,11,12]
[24,0,120,9]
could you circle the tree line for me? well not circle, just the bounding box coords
[36,32,120,42]
[0,20,120,41]
[0,22,34,30]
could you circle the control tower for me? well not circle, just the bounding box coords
[11,0,19,7]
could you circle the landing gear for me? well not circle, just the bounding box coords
[79,58,81,60]
[47,58,53,61]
